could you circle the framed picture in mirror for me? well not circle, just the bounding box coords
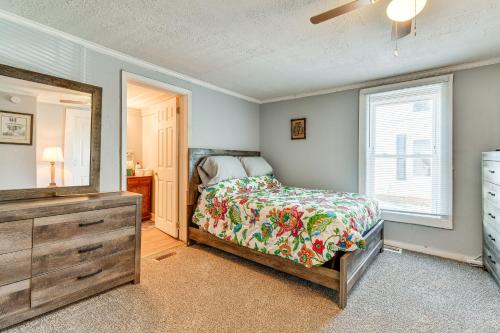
[0,111,33,145]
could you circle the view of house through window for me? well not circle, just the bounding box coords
[361,77,452,222]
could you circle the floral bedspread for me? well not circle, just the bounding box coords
[192,176,380,268]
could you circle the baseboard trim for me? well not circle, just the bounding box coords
[384,240,483,266]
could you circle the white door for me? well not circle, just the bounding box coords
[64,109,91,186]
[155,98,178,237]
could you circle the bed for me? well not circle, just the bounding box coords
[187,148,384,309]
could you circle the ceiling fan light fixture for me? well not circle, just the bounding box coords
[386,0,427,22]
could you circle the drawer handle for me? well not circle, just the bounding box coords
[78,244,103,254]
[489,170,496,174]
[77,268,103,280]
[78,219,104,227]
[487,255,497,265]
[488,191,496,197]
[488,234,496,242]
[488,213,496,219]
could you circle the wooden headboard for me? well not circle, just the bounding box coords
[187,148,260,222]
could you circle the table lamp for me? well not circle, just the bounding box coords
[41,147,64,187]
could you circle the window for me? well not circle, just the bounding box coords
[359,75,453,229]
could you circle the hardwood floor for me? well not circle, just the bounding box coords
[141,222,184,258]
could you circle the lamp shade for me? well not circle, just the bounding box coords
[42,147,64,162]
[386,0,427,22]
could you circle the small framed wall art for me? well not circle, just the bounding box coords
[0,111,33,145]
[291,118,306,140]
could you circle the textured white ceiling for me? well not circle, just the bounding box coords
[1,0,499,101]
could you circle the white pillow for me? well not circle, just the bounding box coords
[197,156,248,186]
[239,156,273,177]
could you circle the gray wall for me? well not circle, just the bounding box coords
[0,91,37,189]
[0,18,260,192]
[261,89,359,192]
[260,63,500,260]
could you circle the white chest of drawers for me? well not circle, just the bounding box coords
[482,152,500,286]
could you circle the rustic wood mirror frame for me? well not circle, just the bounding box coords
[0,64,102,201]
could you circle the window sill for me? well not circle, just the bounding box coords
[381,210,453,229]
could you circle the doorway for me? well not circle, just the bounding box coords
[121,72,190,257]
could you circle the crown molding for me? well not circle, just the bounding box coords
[0,9,261,104]
[261,56,500,104]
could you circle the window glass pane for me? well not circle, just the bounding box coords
[413,158,431,177]
[413,99,432,112]
[373,157,433,214]
[373,100,433,155]
[413,139,432,155]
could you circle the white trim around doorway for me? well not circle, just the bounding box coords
[120,71,192,242]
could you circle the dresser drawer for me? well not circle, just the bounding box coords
[483,200,500,227]
[483,160,500,185]
[32,227,136,276]
[0,250,31,287]
[484,245,499,278]
[0,220,32,255]
[33,205,136,245]
[31,250,134,308]
[483,181,500,209]
[484,222,500,255]
[0,280,30,319]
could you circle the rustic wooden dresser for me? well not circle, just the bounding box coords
[0,192,142,329]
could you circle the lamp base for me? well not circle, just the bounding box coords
[48,162,57,188]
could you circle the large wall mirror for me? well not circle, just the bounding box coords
[0,64,101,201]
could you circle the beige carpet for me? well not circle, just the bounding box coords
[5,245,500,333]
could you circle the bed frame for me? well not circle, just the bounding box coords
[186,148,384,309]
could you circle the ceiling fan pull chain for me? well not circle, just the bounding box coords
[414,0,417,36]
[394,22,399,56]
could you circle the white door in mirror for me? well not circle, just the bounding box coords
[155,98,178,238]
[64,109,91,186]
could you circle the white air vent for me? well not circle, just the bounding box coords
[383,245,403,254]
[154,252,177,261]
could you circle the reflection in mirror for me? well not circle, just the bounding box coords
[0,75,92,190]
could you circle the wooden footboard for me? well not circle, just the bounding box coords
[189,227,341,290]
[188,220,384,309]
[338,219,384,308]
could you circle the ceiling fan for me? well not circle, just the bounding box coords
[310,0,427,44]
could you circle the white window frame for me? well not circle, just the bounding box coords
[359,75,453,229]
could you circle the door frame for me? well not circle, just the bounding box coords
[121,71,191,242]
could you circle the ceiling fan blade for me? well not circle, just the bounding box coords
[391,20,412,40]
[310,0,377,24]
